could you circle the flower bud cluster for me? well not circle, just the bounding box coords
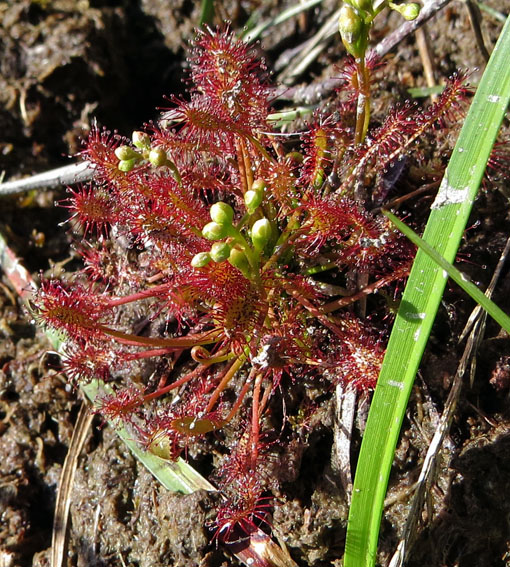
[193,195,274,280]
[339,1,420,58]
[114,130,173,172]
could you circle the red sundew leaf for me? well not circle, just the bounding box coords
[179,161,241,201]
[257,158,299,216]
[299,118,345,190]
[161,94,246,153]
[336,51,384,102]
[484,138,510,186]
[418,70,472,129]
[80,126,134,190]
[331,215,415,274]
[94,386,145,422]
[77,241,121,285]
[32,279,112,342]
[327,314,385,391]
[60,340,128,385]
[145,172,211,231]
[365,101,419,159]
[213,433,274,545]
[60,183,115,238]
[190,26,270,130]
[297,195,377,254]
[148,121,227,160]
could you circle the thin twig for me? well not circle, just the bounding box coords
[51,403,94,567]
[0,161,94,196]
[388,318,479,566]
[464,0,491,62]
[374,0,454,59]
[331,382,357,503]
[415,25,437,95]
[459,234,510,385]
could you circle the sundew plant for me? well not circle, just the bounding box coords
[32,20,470,545]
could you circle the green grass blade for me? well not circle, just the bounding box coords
[344,14,510,567]
[199,0,215,27]
[383,210,510,333]
[267,106,316,126]
[477,1,508,23]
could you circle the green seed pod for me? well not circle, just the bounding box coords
[202,221,229,241]
[210,201,234,225]
[191,252,212,268]
[210,241,231,262]
[115,145,140,161]
[228,247,250,274]
[251,218,272,250]
[149,147,168,167]
[132,131,151,150]
[118,158,138,172]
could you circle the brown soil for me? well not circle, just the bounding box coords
[1,1,510,566]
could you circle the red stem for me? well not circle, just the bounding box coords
[223,376,253,424]
[205,354,246,414]
[97,324,220,348]
[106,282,172,307]
[250,372,263,469]
[282,283,346,340]
[321,263,411,313]
[143,364,207,402]
[126,347,183,360]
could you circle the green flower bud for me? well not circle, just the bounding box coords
[191,252,212,268]
[338,4,363,46]
[149,147,168,167]
[251,218,272,250]
[118,158,138,172]
[115,145,140,161]
[202,221,229,240]
[389,1,420,20]
[399,2,420,20]
[210,242,231,262]
[228,247,250,275]
[210,202,234,225]
[251,179,266,194]
[132,131,151,150]
[244,190,263,214]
